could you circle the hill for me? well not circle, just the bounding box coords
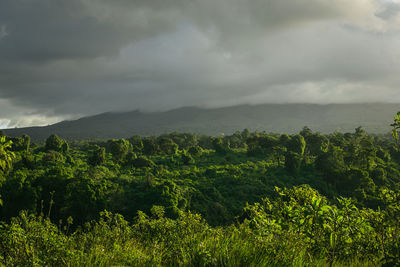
[2,103,400,140]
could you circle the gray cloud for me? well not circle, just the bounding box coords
[1,0,400,128]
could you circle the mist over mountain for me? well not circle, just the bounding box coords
[2,103,398,140]
[2,0,400,126]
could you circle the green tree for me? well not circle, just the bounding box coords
[61,142,69,153]
[0,136,15,173]
[315,145,346,186]
[143,137,159,155]
[279,134,291,147]
[10,136,30,152]
[212,138,229,156]
[129,135,144,152]
[329,131,346,147]
[0,171,37,218]
[306,133,329,157]
[391,111,400,150]
[123,151,137,166]
[273,145,287,166]
[107,139,131,162]
[22,134,30,152]
[299,126,313,139]
[89,146,106,166]
[45,134,63,151]
[287,134,306,155]
[158,137,179,155]
[285,151,302,174]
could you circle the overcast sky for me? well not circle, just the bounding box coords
[1,0,400,128]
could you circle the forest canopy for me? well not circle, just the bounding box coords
[0,121,399,266]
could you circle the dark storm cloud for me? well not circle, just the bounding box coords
[1,0,400,127]
[0,0,179,62]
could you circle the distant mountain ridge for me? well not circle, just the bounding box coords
[2,103,400,140]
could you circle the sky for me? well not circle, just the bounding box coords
[1,0,400,128]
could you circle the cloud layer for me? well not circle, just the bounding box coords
[1,0,400,127]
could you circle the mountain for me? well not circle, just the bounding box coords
[2,103,400,140]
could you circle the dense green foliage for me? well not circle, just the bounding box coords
[0,124,400,266]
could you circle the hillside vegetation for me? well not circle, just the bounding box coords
[3,103,399,140]
[0,121,400,266]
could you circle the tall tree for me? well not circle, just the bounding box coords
[287,134,306,155]
[45,134,63,151]
[391,111,400,150]
[0,136,15,173]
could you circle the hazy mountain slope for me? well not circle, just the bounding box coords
[2,103,399,140]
